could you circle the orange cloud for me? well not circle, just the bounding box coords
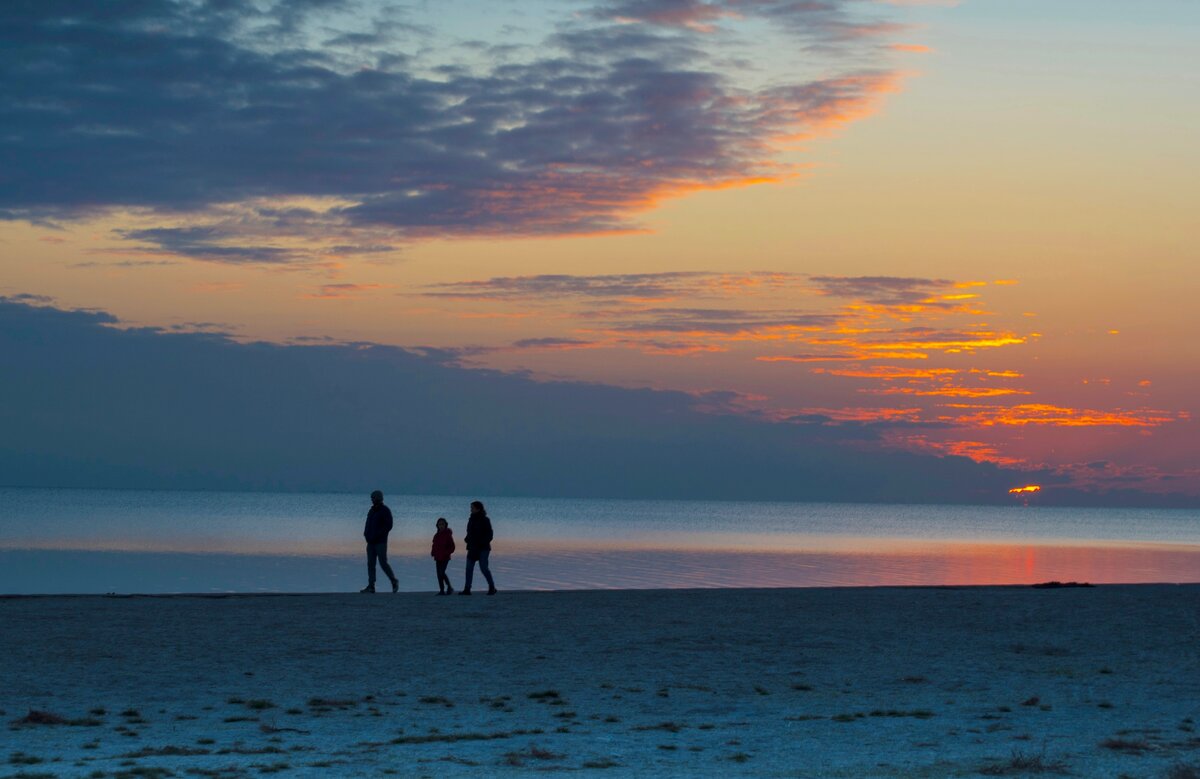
[863,387,1032,398]
[814,366,960,379]
[947,403,1179,428]
[886,434,1026,466]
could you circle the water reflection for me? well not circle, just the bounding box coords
[2,542,1197,594]
[2,488,1198,593]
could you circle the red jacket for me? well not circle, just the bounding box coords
[431,528,456,561]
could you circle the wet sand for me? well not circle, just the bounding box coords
[2,585,1199,777]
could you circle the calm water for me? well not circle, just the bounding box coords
[1,488,1198,593]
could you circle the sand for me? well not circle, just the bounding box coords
[1,586,1198,777]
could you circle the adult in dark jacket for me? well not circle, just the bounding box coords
[361,490,398,593]
[461,500,497,596]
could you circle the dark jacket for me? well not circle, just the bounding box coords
[464,512,493,553]
[431,528,456,561]
[363,503,394,544]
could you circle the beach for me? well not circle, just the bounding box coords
[2,586,1199,777]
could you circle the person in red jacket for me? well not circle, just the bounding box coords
[431,517,456,595]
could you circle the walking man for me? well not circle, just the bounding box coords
[361,490,399,593]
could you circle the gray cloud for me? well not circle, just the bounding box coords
[424,272,717,300]
[808,276,958,306]
[118,227,297,265]
[1,0,906,258]
[511,337,599,349]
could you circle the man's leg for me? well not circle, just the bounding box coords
[376,543,398,590]
[478,550,496,592]
[365,543,377,589]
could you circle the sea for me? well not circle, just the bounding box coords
[1,488,1198,594]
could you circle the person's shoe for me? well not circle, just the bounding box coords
[487,587,498,596]
[435,590,446,596]
[445,587,455,595]
[359,585,375,593]
[459,589,471,596]
[391,579,399,593]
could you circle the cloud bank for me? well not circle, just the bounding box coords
[1,0,911,261]
[1,295,1075,503]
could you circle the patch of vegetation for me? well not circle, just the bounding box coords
[13,710,67,726]
[1101,737,1153,754]
[527,690,561,701]
[634,721,683,733]
[244,700,275,711]
[868,709,935,719]
[754,686,770,696]
[978,749,1070,775]
[221,716,258,723]
[9,753,44,765]
[417,696,453,707]
[791,683,814,691]
[503,744,565,766]
[124,746,210,758]
[582,758,620,769]
[305,697,356,709]
[391,728,543,745]
[214,746,286,756]
[726,753,751,763]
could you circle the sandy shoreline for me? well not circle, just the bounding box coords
[2,586,1199,777]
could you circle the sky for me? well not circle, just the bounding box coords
[2,0,1198,504]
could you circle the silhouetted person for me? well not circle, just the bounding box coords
[461,500,497,596]
[431,517,456,595]
[361,490,398,593]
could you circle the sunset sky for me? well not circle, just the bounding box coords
[2,0,1197,503]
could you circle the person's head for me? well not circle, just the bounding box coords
[470,500,485,515]
[370,490,383,505]
[436,517,448,530]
